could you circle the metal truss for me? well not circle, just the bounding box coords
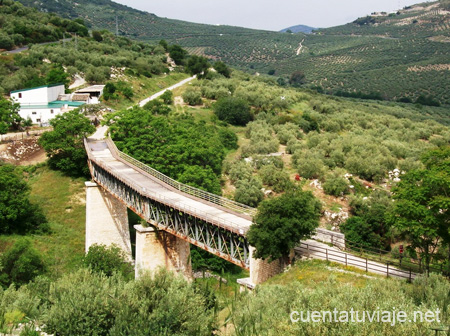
[89,161,250,269]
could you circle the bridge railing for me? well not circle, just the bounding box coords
[105,137,257,218]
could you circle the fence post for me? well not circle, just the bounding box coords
[365,258,368,272]
[326,249,328,261]
[345,253,347,266]
[409,268,412,282]
[307,244,310,258]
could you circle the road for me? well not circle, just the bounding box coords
[296,239,417,280]
[4,38,72,54]
[138,75,196,107]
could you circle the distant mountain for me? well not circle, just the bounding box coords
[280,25,316,34]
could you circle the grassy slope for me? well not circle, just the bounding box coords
[105,72,189,110]
[0,167,86,277]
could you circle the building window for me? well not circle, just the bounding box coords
[36,119,41,122]
[18,93,22,98]
[50,109,54,114]
[32,111,37,115]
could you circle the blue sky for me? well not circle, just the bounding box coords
[114,0,423,30]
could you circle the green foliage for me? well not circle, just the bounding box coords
[214,96,252,126]
[83,244,133,278]
[248,189,321,261]
[0,97,22,134]
[259,164,293,193]
[289,71,306,87]
[45,64,70,88]
[109,107,227,194]
[41,269,214,336]
[322,170,350,196]
[182,86,203,105]
[103,81,133,100]
[178,166,222,195]
[160,90,173,104]
[415,94,441,107]
[234,178,264,207]
[229,267,449,335]
[0,238,46,288]
[344,190,394,250]
[389,146,450,271]
[169,44,188,65]
[39,109,95,177]
[191,245,241,274]
[213,61,231,78]
[186,55,210,78]
[92,30,103,42]
[218,128,238,150]
[341,216,386,250]
[143,99,171,115]
[242,120,279,157]
[0,164,47,235]
[0,0,88,50]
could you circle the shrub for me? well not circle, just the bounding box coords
[182,86,202,106]
[322,171,350,196]
[259,165,293,193]
[296,156,327,180]
[228,161,253,183]
[218,128,238,150]
[234,178,264,207]
[340,216,385,250]
[214,97,252,126]
[0,239,46,288]
[0,164,47,234]
[83,244,133,278]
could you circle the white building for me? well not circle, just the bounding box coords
[10,84,85,125]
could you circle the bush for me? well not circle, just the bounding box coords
[259,165,293,193]
[43,269,213,336]
[228,160,253,183]
[296,156,327,180]
[214,97,252,126]
[218,128,238,150]
[83,244,133,278]
[0,239,46,288]
[340,216,385,250]
[322,171,350,196]
[182,86,203,105]
[234,178,264,207]
[0,164,47,234]
[160,90,173,104]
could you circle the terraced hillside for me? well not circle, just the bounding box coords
[15,0,450,105]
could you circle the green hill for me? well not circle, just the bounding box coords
[13,0,450,105]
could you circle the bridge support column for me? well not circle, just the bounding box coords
[85,182,132,261]
[238,247,292,290]
[134,225,192,280]
[249,246,283,284]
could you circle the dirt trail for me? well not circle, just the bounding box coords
[296,39,305,55]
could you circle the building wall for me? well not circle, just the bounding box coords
[47,85,65,102]
[11,85,64,104]
[18,107,62,124]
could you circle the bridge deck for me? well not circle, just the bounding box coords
[86,138,253,235]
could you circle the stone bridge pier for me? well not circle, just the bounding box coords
[85,182,192,279]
